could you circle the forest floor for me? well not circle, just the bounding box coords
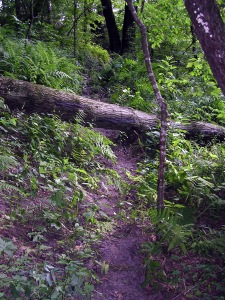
[0,127,163,300]
[1,122,222,299]
[90,128,157,300]
[0,82,223,299]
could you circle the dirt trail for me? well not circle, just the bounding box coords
[92,224,150,300]
[91,129,154,300]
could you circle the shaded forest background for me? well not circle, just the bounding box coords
[0,0,225,299]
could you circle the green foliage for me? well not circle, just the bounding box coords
[0,99,120,299]
[186,54,222,97]
[113,88,150,111]
[166,130,225,211]
[76,42,111,94]
[0,240,95,299]
[0,99,22,193]
[11,110,116,215]
[1,1,225,298]
[142,259,165,290]
[142,206,224,295]
[139,130,225,297]
[137,125,225,298]
[169,258,225,299]
[0,37,82,92]
[0,238,17,257]
[79,43,110,68]
[100,56,155,110]
[142,0,189,51]
[191,226,225,257]
[0,155,18,171]
[138,129,225,214]
[153,56,187,99]
[147,206,193,255]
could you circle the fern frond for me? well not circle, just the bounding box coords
[95,135,115,160]
[75,110,86,125]
[186,176,214,188]
[148,208,159,225]
[0,39,82,92]
[53,70,73,80]
[0,155,18,170]
[149,207,193,254]
[0,180,20,192]
[72,149,87,163]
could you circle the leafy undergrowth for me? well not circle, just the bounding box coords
[0,97,225,299]
[0,98,124,299]
[131,130,225,299]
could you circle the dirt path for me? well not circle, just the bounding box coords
[92,224,151,300]
[91,129,154,300]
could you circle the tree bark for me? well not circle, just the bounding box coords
[26,0,34,40]
[121,4,136,55]
[184,0,225,96]
[0,76,225,139]
[45,0,52,23]
[14,0,52,23]
[190,25,197,59]
[15,0,29,22]
[73,0,78,57]
[101,0,121,53]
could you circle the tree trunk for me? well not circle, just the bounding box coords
[26,0,34,40]
[0,77,225,139]
[15,0,29,21]
[184,0,225,96]
[73,0,78,57]
[101,0,121,53]
[15,0,52,23]
[45,0,52,23]
[190,25,197,59]
[121,4,136,55]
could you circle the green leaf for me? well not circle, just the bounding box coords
[0,238,17,257]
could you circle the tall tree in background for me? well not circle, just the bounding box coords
[100,0,137,54]
[15,0,28,21]
[26,0,34,39]
[120,3,136,54]
[73,0,78,57]
[100,0,121,53]
[184,0,225,96]
[15,0,52,23]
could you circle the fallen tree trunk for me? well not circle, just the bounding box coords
[0,76,225,139]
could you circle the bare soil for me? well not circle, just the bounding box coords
[92,224,151,300]
[91,129,156,300]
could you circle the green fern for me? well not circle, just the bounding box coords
[0,155,18,171]
[0,237,17,257]
[0,154,20,192]
[75,110,86,125]
[191,227,225,257]
[0,39,83,92]
[0,180,20,193]
[148,207,193,254]
[95,135,115,160]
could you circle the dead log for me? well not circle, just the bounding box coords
[0,76,225,139]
